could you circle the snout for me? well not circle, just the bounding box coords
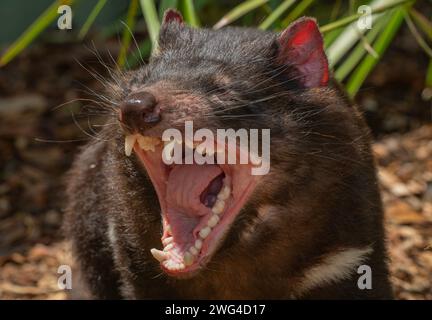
[119,91,161,132]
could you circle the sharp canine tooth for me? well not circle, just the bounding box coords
[162,237,173,246]
[199,227,211,239]
[208,215,219,227]
[212,199,225,214]
[217,186,231,200]
[184,252,193,266]
[163,140,176,160]
[125,135,137,156]
[190,247,198,255]
[195,239,203,249]
[150,248,167,262]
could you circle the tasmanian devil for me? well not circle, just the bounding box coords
[64,10,393,299]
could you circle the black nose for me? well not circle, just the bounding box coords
[119,91,161,131]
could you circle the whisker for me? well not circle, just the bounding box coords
[120,20,146,68]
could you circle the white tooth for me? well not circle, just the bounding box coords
[172,263,181,270]
[125,135,137,156]
[164,243,174,251]
[150,248,167,262]
[166,224,172,234]
[199,227,211,239]
[217,186,231,200]
[206,147,215,156]
[162,237,173,246]
[164,139,176,148]
[202,141,215,156]
[195,239,203,249]
[207,215,219,228]
[178,263,185,270]
[163,140,176,160]
[212,199,225,215]
[190,246,198,255]
[166,261,175,270]
[196,144,206,155]
[184,252,194,266]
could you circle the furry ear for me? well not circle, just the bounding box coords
[162,9,184,25]
[276,17,329,88]
[158,9,185,51]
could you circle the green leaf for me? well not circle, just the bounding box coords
[180,0,200,27]
[409,8,432,42]
[117,0,140,68]
[213,0,268,29]
[324,28,344,49]
[334,14,387,82]
[320,0,413,33]
[404,11,432,58]
[159,0,179,19]
[325,0,411,67]
[259,0,295,30]
[426,59,432,88]
[346,6,407,97]
[78,0,107,40]
[281,0,315,28]
[140,0,160,53]
[126,38,152,69]
[0,0,74,67]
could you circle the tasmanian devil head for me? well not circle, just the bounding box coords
[111,10,367,281]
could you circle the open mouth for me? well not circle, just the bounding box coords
[124,134,259,277]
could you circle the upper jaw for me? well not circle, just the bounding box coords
[124,133,260,277]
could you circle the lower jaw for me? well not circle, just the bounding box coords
[133,145,258,277]
[159,175,257,277]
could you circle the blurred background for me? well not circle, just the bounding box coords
[0,0,431,299]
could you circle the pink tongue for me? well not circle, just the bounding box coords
[166,164,223,216]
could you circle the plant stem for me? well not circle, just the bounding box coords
[140,0,160,53]
[78,0,107,40]
[346,6,407,97]
[320,0,413,33]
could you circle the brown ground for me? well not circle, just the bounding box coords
[0,36,431,299]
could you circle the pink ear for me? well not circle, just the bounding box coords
[163,9,184,25]
[277,18,329,88]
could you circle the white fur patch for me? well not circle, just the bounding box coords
[296,246,373,296]
[107,218,117,247]
[241,205,281,241]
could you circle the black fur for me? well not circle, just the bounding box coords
[64,18,393,299]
